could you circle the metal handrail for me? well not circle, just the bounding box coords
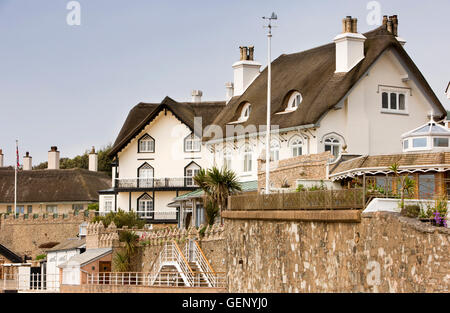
[187,240,217,287]
[85,271,227,288]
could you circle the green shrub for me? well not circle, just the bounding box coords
[296,184,305,192]
[35,254,46,261]
[199,225,207,237]
[91,209,145,229]
[87,203,99,211]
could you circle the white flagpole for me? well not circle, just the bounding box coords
[14,140,18,215]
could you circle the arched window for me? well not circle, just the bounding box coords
[223,149,232,169]
[138,134,155,153]
[239,103,251,122]
[138,163,154,188]
[324,137,341,158]
[185,162,201,187]
[286,92,302,111]
[291,138,303,157]
[270,141,280,162]
[243,147,252,173]
[137,193,154,219]
[184,133,201,152]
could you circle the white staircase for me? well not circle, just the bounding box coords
[149,239,218,287]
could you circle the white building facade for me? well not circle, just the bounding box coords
[99,15,446,223]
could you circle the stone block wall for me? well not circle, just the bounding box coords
[0,212,94,258]
[258,152,332,191]
[122,224,226,273]
[224,211,449,293]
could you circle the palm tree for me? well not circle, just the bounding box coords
[389,162,415,209]
[194,166,242,224]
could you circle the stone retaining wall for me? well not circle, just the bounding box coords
[224,211,449,292]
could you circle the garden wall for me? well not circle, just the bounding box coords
[0,212,94,258]
[224,211,449,292]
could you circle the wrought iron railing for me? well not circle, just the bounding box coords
[115,177,198,189]
[228,188,364,211]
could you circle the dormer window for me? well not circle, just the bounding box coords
[239,103,251,122]
[286,92,302,111]
[184,133,201,152]
[138,134,155,153]
[324,137,341,158]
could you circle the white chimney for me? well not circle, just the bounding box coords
[232,46,261,96]
[333,16,366,73]
[48,146,60,170]
[191,90,202,102]
[89,146,98,172]
[0,149,3,167]
[225,82,234,102]
[23,152,32,171]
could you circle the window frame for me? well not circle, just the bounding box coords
[184,133,201,153]
[137,134,155,153]
[184,162,201,187]
[243,147,253,173]
[137,193,154,219]
[380,88,408,114]
[270,141,280,162]
[286,92,302,111]
[291,138,303,157]
[324,137,341,158]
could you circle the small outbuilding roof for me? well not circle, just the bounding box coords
[58,248,112,268]
[46,238,86,252]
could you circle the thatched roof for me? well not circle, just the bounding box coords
[109,96,226,156]
[0,168,110,203]
[207,26,446,140]
[109,25,446,153]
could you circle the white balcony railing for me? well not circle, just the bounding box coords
[99,210,177,221]
[115,177,198,189]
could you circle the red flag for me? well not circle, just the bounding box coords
[16,141,20,169]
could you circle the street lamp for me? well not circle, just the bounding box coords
[262,12,277,194]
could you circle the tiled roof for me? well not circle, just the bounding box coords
[329,152,450,178]
[46,238,86,252]
[58,248,112,268]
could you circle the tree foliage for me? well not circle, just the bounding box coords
[193,166,242,225]
[91,209,145,229]
[33,144,113,175]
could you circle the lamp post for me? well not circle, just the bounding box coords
[263,12,277,194]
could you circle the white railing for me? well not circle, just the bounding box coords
[115,177,198,189]
[98,210,177,221]
[191,240,217,287]
[1,273,60,292]
[86,271,226,288]
[147,241,194,287]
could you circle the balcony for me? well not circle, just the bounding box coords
[99,210,178,223]
[114,177,198,191]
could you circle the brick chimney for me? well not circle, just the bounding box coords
[191,90,202,102]
[48,146,60,170]
[23,152,32,171]
[333,16,366,73]
[89,146,98,172]
[383,15,406,46]
[0,149,3,167]
[232,45,261,96]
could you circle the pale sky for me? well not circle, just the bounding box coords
[0,0,449,165]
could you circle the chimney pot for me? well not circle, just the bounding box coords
[387,18,393,34]
[191,90,203,102]
[48,146,60,170]
[248,46,254,61]
[382,15,388,27]
[334,16,366,73]
[225,82,234,102]
[89,146,98,172]
[23,152,32,171]
[0,149,3,168]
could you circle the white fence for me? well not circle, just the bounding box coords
[1,273,60,292]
